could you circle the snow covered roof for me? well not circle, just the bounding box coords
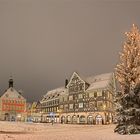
[41,87,66,101]
[1,87,26,100]
[86,73,112,83]
[47,87,66,95]
[86,73,113,91]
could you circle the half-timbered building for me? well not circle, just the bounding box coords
[39,72,116,125]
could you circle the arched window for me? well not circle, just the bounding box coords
[79,115,86,124]
[72,115,77,124]
[66,115,71,123]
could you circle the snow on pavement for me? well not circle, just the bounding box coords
[0,121,139,140]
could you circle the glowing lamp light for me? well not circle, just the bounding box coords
[17,114,21,118]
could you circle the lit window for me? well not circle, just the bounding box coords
[97,101,103,108]
[79,103,83,108]
[89,92,94,98]
[78,94,83,99]
[69,104,73,109]
[97,91,102,96]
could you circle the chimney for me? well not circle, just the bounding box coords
[65,79,68,88]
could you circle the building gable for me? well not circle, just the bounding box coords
[1,88,25,100]
[67,72,86,93]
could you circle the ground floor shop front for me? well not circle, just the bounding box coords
[0,111,27,122]
[38,112,114,125]
[60,112,113,125]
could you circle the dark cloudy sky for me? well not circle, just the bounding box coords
[0,0,140,102]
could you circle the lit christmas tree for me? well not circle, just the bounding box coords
[114,24,140,135]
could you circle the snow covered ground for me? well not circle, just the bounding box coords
[0,121,140,140]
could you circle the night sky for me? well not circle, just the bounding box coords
[0,0,140,102]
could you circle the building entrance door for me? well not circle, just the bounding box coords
[5,113,10,121]
[61,116,65,124]
[87,115,93,124]
[95,115,103,125]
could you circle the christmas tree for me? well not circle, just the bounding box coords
[114,24,140,135]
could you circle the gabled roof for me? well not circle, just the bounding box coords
[1,87,26,100]
[66,72,113,91]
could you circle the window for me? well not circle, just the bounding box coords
[64,96,68,102]
[97,101,103,108]
[18,95,21,99]
[69,104,73,109]
[110,102,112,108]
[74,86,78,91]
[69,95,73,101]
[97,91,102,97]
[54,107,56,111]
[78,94,83,99]
[89,92,94,98]
[59,97,63,103]
[110,93,112,100]
[102,90,106,97]
[94,92,97,97]
[79,84,84,91]
[52,100,54,105]
[60,105,63,109]
[106,93,109,98]
[79,103,83,108]
[79,116,86,123]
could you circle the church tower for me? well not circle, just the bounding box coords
[9,77,14,88]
